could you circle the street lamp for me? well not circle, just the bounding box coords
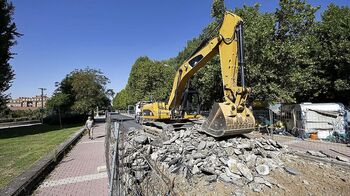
[54,82,63,128]
[38,88,46,123]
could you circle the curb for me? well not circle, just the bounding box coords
[0,127,86,196]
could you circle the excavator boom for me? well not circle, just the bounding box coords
[141,11,255,137]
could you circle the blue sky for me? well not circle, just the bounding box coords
[8,0,350,98]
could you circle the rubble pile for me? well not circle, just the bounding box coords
[122,125,289,193]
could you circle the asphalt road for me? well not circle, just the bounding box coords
[111,114,142,131]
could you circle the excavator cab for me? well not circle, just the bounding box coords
[170,85,200,119]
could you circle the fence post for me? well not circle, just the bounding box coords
[109,122,120,196]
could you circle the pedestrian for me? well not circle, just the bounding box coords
[85,116,94,140]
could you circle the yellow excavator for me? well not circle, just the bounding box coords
[140,11,255,137]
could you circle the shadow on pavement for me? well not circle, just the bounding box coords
[0,123,83,139]
[95,135,106,139]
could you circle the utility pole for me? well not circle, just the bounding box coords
[39,88,46,124]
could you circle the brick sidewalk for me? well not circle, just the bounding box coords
[33,123,108,196]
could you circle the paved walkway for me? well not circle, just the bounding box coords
[250,132,350,158]
[33,123,108,196]
[272,134,350,158]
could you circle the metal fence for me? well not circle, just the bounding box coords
[253,107,350,161]
[253,107,349,142]
[105,115,174,196]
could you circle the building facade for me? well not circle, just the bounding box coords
[6,95,49,110]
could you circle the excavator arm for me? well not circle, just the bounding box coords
[167,12,255,137]
[141,11,255,137]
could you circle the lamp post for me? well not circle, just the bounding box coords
[38,88,46,124]
[54,82,63,128]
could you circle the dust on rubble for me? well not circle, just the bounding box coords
[120,124,350,196]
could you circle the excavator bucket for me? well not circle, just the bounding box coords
[201,103,255,137]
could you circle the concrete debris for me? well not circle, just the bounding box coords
[249,183,263,192]
[205,175,217,183]
[163,132,179,145]
[233,189,245,196]
[255,164,270,176]
[237,163,253,182]
[303,180,310,185]
[237,142,251,149]
[227,158,240,175]
[234,149,242,155]
[198,141,206,150]
[123,125,289,191]
[284,166,300,175]
[219,173,232,183]
[134,135,148,144]
[150,151,159,160]
[256,177,272,188]
[307,150,327,158]
[192,165,200,174]
[225,167,241,179]
[336,156,349,162]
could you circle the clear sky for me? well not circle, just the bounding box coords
[7,0,350,98]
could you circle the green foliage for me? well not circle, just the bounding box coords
[272,0,326,103]
[316,4,350,104]
[46,92,70,112]
[113,57,175,109]
[0,0,21,113]
[115,0,350,109]
[52,68,111,114]
[0,109,41,121]
[113,89,129,110]
[234,4,278,102]
[211,0,226,21]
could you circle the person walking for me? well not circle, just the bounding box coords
[85,116,94,140]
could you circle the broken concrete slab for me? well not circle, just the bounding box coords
[255,164,270,176]
[237,163,253,182]
[336,156,349,162]
[284,166,300,175]
[134,135,148,144]
[307,150,327,158]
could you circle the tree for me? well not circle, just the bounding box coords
[211,0,226,21]
[316,4,350,104]
[116,0,350,109]
[46,92,70,113]
[113,89,129,110]
[46,92,69,128]
[0,0,21,112]
[234,4,277,103]
[113,56,176,109]
[271,0,325,103]
[55,68,111,115]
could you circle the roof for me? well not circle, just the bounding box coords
[299,103,345,112]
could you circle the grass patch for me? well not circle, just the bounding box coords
[0,124,82,188]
